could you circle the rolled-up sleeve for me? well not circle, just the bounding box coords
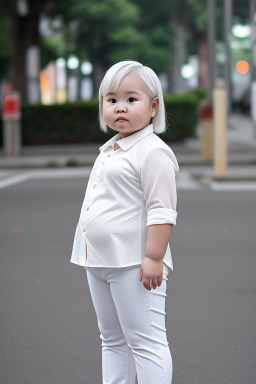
[140,147,178,227]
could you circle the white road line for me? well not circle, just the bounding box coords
[0,174,30,189]
[0,168,92,189]
[29,168,92,179]
[0,168,202,190]
[211,182,256,191]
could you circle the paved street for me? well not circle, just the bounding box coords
[1,171,256,384]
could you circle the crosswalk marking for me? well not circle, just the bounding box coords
[211,181,256,191]
[0,168,255,191]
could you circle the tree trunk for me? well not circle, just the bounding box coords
[92,61,106,97]
[8,11,39,102]
[7,10,41,103]
[6,0,50,103]
[197,36,209,88]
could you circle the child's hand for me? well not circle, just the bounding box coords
[140,257,163,291]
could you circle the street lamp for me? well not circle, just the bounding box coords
[224,0,233,116]
[232,24,251,38]
[207,0,216,102]
[181,64,193,79]
[67,55,79,70]
[81,61,93,76]
[56,58,67,103]
[17,0,28,16]
[251,0,256,131]
[67,55,79,101]
[80,61,93,100]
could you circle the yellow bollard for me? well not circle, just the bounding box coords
[199,101,213,162]
[201,119,213,162]
[213,79,227,178]
[203,120,213,161]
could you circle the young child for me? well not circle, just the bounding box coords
[70,60,179,384]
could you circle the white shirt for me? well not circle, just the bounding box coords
[70,123,179,271]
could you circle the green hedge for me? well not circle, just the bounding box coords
[187,87,208,102]
[0,90,201,146]
[163,93,198,139]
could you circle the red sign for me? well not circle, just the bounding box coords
[199,100,213,119]
[2,92,21,121]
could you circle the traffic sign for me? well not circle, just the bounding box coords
[2,92,21,121]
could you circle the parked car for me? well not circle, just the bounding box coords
[232,88,251,115]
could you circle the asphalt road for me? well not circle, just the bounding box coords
[1,174,256,384]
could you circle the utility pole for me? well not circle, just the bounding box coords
[207,0,216,102]
[251,0,256,137]
[17,0,41,104]
[224,0,233,116]
[172,22,186,93]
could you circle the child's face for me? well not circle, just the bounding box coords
[102,72,159,139]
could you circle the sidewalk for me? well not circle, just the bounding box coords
[0,114,255,181]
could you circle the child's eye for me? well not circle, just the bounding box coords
[108,98,116,103]
[128,97,136,103]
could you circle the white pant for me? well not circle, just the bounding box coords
[85,262,172,384]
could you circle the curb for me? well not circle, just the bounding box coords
[194,175,256,185]
[0,160,256,170]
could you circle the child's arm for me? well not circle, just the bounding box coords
[140,224,173,291]
[145,223,173,262]
[139,146,178,291]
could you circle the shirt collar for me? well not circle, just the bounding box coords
[99,124,154,153]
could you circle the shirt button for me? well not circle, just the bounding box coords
[102,162,105,165]
[108,154,111,157]
[83,228,86,232]
[87,207,90,211]
[93,184,97,189]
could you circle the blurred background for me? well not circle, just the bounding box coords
[0,0,254,146]
[1,2,256,384]
[0,0,252,102]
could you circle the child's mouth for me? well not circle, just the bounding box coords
[116,117,128,122]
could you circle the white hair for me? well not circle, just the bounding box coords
[98,60,166,134]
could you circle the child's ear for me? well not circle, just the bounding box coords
[151,97,159,118]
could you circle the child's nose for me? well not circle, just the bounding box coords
[116,103,127,113]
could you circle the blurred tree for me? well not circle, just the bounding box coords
[41,0,174,95]
[130,0,207,89]
[68,0,143,93]
[168,0,250,87]
[40,31,68,69]
[129,0,173,74]
[0,17,11,81]
[1,0,73,102]
[167,0,208,87]
[233,0,250,23]
[1,0,249,101]
[138,26,170,72]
